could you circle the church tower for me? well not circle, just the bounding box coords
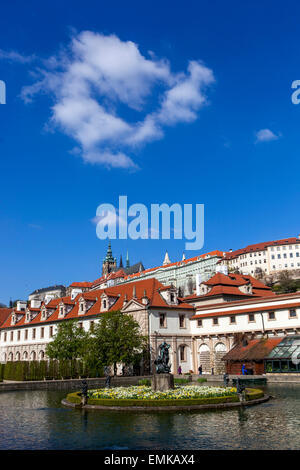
[102,241,117,275]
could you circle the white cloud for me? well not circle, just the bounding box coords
[0,49,35,64]
[20,31,215,169]
[255,128,281,143]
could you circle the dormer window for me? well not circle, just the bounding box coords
[103,300,107,309]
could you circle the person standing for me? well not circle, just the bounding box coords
[178,365,182,375]
[198,365,202,375]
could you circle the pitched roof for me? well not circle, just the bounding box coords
[29,285,66,296]
[224,237,300,260]
[69,282,93,288]
[0,308,13,327]
[123,250,224,281]
[222,337,283,362]
[1,278,193,329]
[184,273,273,302]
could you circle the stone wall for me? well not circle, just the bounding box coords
[0,375,151,392]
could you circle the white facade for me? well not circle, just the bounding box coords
[222,236,300,277]
[2,278,300,376]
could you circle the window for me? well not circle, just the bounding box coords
[213,317,219,325]
[90,320,95,332]
[10,331,13,341]
[197,319,202,327]
[50,326,53,337]
[230,316,236,324]
[78,322,83,329]
[268,312,275,320]
[248,314,255,322]
[80,303,84,312]
[159,313,166,328]
[17,330,20,341]
[103,300,107,309]
[289,309,297,318]
[179,314,185,328]
[40,327,44,339]
[25,330,28,340]
[32,328,36,339]
[179,345,186,362]
[4,332,7,342]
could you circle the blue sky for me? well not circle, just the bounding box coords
[0,0,300,303]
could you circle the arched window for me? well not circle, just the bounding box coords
[23,351,28,361]
[214,342,227,352]
[8,352,13,361]
[39,350,45,360]
[15,351,20,361]
[31,351,36,361]
[199,343,210,352]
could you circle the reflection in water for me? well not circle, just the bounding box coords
[0,383,300,449]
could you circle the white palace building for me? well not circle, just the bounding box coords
[1,271,300,375]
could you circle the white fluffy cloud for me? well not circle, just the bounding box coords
[255,128,281,143]
[20,31,215,169]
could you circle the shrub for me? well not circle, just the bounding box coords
[174,378,190,384]
[138,378,151,386]
[66,391,240,407]
[197,378,207,383]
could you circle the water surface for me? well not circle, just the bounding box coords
[0,383,299,450]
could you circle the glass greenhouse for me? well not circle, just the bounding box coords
[265,336,300,373]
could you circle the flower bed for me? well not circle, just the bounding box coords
[88,385,235,400]
[64,384,264,408]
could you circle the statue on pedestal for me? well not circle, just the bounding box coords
[154,341,171,374]
[104,366,111,388]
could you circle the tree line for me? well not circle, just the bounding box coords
[45,310,150,376]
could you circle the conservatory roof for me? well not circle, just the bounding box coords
[266,335,300,360]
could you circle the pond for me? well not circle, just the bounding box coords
[0,382,299,450]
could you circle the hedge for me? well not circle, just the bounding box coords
[66,387,264,407]
[66,391,240,407]
[0,360,104,381]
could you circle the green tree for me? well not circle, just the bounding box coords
[85,310,148,375]
[46,320,89,361]
[275,270,297,294]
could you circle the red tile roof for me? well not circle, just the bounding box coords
[0,308,12,327]
[1,278,193,329]
[191,301,300,320]
[123,250,225,281]
[69,282,93,288]
[184,273,273,302]
[224,237,300,260]
[222,337,283,361]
